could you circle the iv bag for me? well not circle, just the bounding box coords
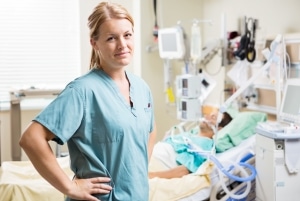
[190,22,202,63]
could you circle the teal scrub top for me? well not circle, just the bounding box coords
[34,68,154,201]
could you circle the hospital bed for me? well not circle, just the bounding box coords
[0,138,256,201]
[0,156,73,201]
[149,110,266,201]
[149,135,256,201]
[0,111,266,201]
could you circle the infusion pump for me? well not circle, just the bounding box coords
[175,73,215,121]
[176,74,202,98]
[177,98,201,121]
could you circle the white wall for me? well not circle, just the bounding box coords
[140,0,209,140]
[202,0,300,40]
[0,0,137,163]
[2,0,300,162]
[140,0,300,140]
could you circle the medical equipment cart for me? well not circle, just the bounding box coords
[255,126,300,201]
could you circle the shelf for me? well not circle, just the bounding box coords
[246,104,277,115]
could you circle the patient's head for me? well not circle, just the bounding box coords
[218,112,233,128]
[199,112,233,138]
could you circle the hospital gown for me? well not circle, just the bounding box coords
[164,134,214,173]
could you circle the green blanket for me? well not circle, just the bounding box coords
[215,111,267,153]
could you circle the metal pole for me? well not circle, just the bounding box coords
[10,101,21,161]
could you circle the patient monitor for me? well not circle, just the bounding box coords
[278,78,300,125]
[158,26,186,59]
[256,78,300,201]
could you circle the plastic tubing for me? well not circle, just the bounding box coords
[187,138,256,199]
[208,153,255,200]
[217,160,252,200]
[190,21,202,63]
[239,152,254,163]
[193,150,256,182]
[209,154,256,182]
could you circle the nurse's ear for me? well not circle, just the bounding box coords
[90,38,100,51]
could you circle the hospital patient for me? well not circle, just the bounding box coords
[148,112,233,179]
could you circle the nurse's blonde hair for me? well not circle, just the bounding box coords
[88,2,134,69]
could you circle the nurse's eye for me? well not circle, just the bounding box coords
[107,36,116,41]
[124,33,132,38]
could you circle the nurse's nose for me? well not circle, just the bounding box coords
[117,37,126,50]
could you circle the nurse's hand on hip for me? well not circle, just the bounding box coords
[68,176,112,201]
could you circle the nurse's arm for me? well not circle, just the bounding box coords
[19,121,111,201]
[148,122,157,161]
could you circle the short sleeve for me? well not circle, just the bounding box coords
[34,85,84,144]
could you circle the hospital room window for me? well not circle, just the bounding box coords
[0,0,80,102]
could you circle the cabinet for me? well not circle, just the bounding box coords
[256,132,300,201]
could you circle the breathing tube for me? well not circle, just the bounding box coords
[188,144,256,182]
[168,118,256,199]
[188,144,256,200]
[186,117,256,200]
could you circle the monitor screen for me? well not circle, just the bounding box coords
[279,78,300,125]
[158,26,185,59]
[182,100,187,111]
[161,33,178,52]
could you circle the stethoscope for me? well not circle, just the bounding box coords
[245,17,257,62]
[233,17,258,63]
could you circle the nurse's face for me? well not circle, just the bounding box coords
[90,18,134,71]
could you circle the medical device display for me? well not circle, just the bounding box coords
[177,98,201,121]
[278,78,300,126]
[176,74,202,98]
[158,26,186,59]
[256,78,300,201]
[158,20,221,122]
[176,74,201,121]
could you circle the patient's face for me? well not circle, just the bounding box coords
[200,112,218,128]
[199,112,218,137]
[199,112,225,138]
[205,112,218,125]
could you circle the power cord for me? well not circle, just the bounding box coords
[152,0,159,42]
